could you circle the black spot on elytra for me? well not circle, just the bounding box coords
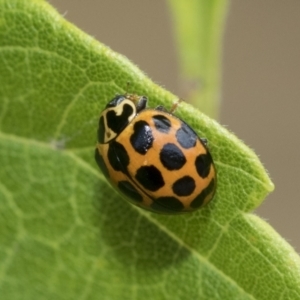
[98,116,105,144]
[160,143,186,170]
[95,148,109,179]
[135,165,164,191]
[106,103,133,135]
[176,123,197,149]
[130,120,154,155]
[172,176,195,196]
[190,178,216,208]
[151,196,184,212]
[107,141,129,173]
[152,115,171,133]
[195,153,212,178]
[118,181,143,202]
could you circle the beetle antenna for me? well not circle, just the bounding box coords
[125,81,131,95]
[169,98,184,113]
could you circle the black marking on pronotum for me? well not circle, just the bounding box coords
[106,104,134,135]
[98,116,105,144]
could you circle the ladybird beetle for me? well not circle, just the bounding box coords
[95,93,216,214]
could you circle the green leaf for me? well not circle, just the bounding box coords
[0,1,299,300]
[167,0,228,117]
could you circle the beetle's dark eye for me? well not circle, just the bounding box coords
[106,95,126,108]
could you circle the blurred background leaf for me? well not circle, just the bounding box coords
[167,0,228,117]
